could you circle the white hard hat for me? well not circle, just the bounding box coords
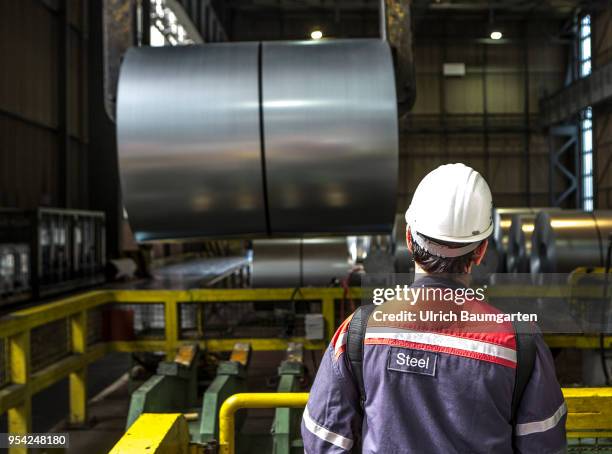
[405,163,493,257]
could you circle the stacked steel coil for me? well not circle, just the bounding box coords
[530,211,612,274]
[505,208,574,273]
[479,208,537,274]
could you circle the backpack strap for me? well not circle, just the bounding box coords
[346,304,376,411]
[511,320,537,430]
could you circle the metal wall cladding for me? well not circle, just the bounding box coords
[117,43,266,241]
[262,40,398,235]
[117,40,398,241]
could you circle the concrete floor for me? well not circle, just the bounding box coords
[58,375,131,454]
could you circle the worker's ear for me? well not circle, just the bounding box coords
[406,228,413,253]
[472,239,488,265]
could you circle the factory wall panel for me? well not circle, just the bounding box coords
[401,35,565,212]
[69,29,88,140]
[0,0,89,210]
[593,10,612,208]
[445,74,484,114]
[0,115,58,208]
[0,0,59,129]
[592,9,612,69]
[412,74,440,114]
[595,108,612,208]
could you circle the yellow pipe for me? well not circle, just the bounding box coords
[218,393,309,454]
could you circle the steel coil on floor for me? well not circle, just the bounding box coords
[530,211,612,273]
[505,208,573,273]
[481,208,537,274]
[251,238,350,287]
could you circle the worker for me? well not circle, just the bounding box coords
[301,163,566,453]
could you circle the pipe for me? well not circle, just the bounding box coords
[219,392,309,454]
[380,0,387,40]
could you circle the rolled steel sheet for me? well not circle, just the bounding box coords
[505,209,574,273]
[490,208,539,273]
[302,238,351,286]
[530,211,612,273]
[493,208,536,251]
[117,44,266,241]
[251,239,301,287]
[251,238,350,287]
[117,40,399,242]
[262,40,398,234]
[506,213,538,273]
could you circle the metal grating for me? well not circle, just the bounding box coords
[31,318,70,373]
[0,338,7,388]
[180,303,198,331]
[114,303,165,337]
[87,307,104,345]
[181,300,319,340]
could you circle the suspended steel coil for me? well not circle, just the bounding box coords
[117,40,398,242]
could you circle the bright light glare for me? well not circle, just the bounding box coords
[310,30,323,40]
[490,31,503,40]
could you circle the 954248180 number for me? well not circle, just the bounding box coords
[1,433,69,449]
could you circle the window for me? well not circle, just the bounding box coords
[581,107,594,211]
[150,0,195,47]
[579,15,592,78]
[579,15,593,210]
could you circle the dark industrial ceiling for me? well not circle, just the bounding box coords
[207,0,609,41]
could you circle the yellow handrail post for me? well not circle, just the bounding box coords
[321,296,335,343]
[164,296,179,360]
[218,393,309,454]
[564,387,612,438]
[8,330,30,454]
[109,413,190,454]
[69,310,88,426]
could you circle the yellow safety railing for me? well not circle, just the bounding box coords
[0,288,350,454]
[219,393,309,454]
[110,388,612,453]
[1,285,612,454]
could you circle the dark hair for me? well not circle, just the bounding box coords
[412,233,482,274]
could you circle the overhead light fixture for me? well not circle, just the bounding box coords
[310,30,323,40]
[490,30,502,40]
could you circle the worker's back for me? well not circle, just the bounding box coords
[302,276,567,453]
